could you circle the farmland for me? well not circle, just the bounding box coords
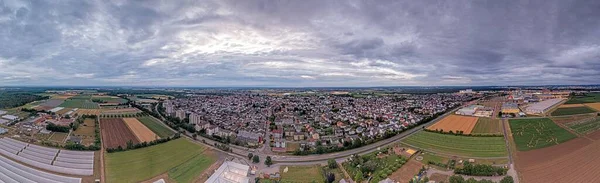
[105,138,216,183]
[551,106,597,116]
[48,132,68,143]
[565,93,600,104]
[427,115,479,134]
[563,117,600,135]
[402,131,507,157]
[137,116,174,138]
[585,103,600,111]
[123,118,158,142]
[509,118,577,151]
[59,98,100,109]
[73,118,97,145]
[100,118,140,149]
[388,160,423,183]
[471,118,502,135]
[91,96,127,104]
[516,137,598,183]
[280,165,325,183]
[76,109,102,115]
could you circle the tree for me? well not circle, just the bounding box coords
[327,159,338,169]
[265,156,273,167]
[326,172,335,183]
[248,153,253,160]
[500,176,514,183]
[354,170,364,183]
[449,175,465,183]
[252,155,260,163]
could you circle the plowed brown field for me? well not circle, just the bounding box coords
[427,115,478,134]
[517,137,596,183]
[123,118,158,142]
[389,159,423,183]
[100,118,139,149]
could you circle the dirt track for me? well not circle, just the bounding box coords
[123,118,158,142]
[427,115,478,134]
[100,118,139,149]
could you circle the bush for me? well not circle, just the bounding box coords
[46,123,70,133]
[454,162,507,176]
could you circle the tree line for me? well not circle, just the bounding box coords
[454,162,508,176]
[0,92,49,109]
[106,133,181,153]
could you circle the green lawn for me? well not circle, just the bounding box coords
[402,131,507,157]
[59,99,99,109]
[509,118,576,151]
[280,166,325,183]
[565,93,600,104]
[105,138,215,183]
[137,116,175,138]
[565,117,600,135]
[472,118,502,135]
[551,106,597,116]
[168,153,217,183]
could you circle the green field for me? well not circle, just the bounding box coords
[106,138,215,183]
[280,166,325,183]
[509,118,577,151]
[92,96,127,104]
[59,99,99,109]
[168,153,217,183]
[402,131,507,157]
[137,116,175,138]
[551,106,597,116]
[69,95,92,100]
[472,118,502,135]
[564,117,600,135]
[565,93,600,104]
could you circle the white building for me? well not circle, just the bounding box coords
[1,115,19,121]
[0,110,6,115]
[189,112,202,125]
[525,98,564,114]
[175,110,186,120]
[206,161,250,183]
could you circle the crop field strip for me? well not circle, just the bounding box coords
[550,106,597,116]
[509,118,577,151]
[427,115,479,134]
[59,99,100,109]
[564,117,600,135]
[565,93,600,104]
[402,131,507,157]
[584,102,600,111]
[137,116,175,138]
[280,165,326,183]
[105,138,215,183]
[122,118,158,142]
[100,118,140,149]
[471,117,502,134]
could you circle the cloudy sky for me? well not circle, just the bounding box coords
[0,0,599,87]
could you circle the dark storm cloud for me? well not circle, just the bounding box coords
[0,0,599,86]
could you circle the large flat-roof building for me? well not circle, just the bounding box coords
[501,103,520,114]
[525,98,564,114]
[206,161,250,183]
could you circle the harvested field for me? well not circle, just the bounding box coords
[402,131,507,157]
[76,109,102,116]
[389,160,423,183]
[137,116,174,138]
[427,115,479,134]
[584,102,600,111]
[123,118,158,142]
[551,106,596,116]
[48,132,68,143]
[100,118,139,149]
[56,108,73,115]
[509,118,577,151]
[471,118,502,135]
[518,138,599,183]
[559,104,585,108]
[428,173,449,183]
